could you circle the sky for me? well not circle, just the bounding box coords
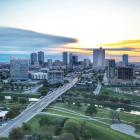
[0,0,140,62]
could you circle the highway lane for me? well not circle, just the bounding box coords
[0,77,78,137]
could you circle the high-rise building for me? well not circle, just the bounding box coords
[107,59,116,79]
[47,59,52,69]
[93,47,105,70]
[10,58,29,81]
[30,53,37,65]
[38,51,44,65]
[69,53,73,65]
[69,53,78,65]
[63,52,68,65]
[84,59,90,68]
[123,54,128,66]
[72,55,78,65]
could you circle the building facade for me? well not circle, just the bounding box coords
[31,72,47,80]
[30,53,37,65]
[69,53,73,65]
[72,55,78,65]
[38,51,44,65]
[117,67,134,80]
[84,59,90,68]
[47,70,64,84]
[63,52,68,65]
[107,59,116,79]
[93,47,105,70]
[47,59,52,69]
[10,58,29,81]
[123,54,128,66]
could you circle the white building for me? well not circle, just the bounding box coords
[93,47,105,70]
[48,70,64,84]
[31,72,47,80]
[0,111,8,120]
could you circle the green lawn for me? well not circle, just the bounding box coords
[101,87,140,101]
[28,114,137,140]
[48,102,140,134]
[51,102,140,123]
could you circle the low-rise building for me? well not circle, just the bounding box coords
[0,111,8,120]
[31,72,47,80]
[48,70,64,84]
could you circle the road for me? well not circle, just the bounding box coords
[103,72,108,85]
[23,84,43,94]
[93,83,102,95]
[0,77,78,137]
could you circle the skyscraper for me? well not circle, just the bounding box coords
[63,52,68,65]
[123,54,128,66]
[107,59,116,79]
[69,53,78,65]
[38,51,44,65]
[10,58,29,81]
[30,53,37,65]
[72,55,78,65]
[47,59,52,69]
[69,53,73,65]
[93,47,105,70]
[84,59,90,68]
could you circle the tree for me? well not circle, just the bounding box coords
[63,120,80,139]
[0,138,9,140]
[6,106,20,119]
[39,87,48,96]
[75,101,81,108]
[9,128,24,140]
[39,117,51,127]
[0,95,4,101]
[12,96,18,102]
[19,97,27,104]
[85,104,97,116]
[67,98,72,107]
[22,123,31,134]
[57,133,75,140]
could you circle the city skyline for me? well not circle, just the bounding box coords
[1,0,140,62]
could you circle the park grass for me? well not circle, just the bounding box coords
[101,87,132,99]
[49,102,140,134]
[52,102,140,123]
[86,120,136,140]
[101,87,140,101]
[28,114,137,140]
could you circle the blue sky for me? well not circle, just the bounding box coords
[1,0,140,62]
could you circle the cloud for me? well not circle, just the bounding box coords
[100,40,140,47]
[0,27,77,54]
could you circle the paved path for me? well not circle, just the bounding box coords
[111,123,140,138]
